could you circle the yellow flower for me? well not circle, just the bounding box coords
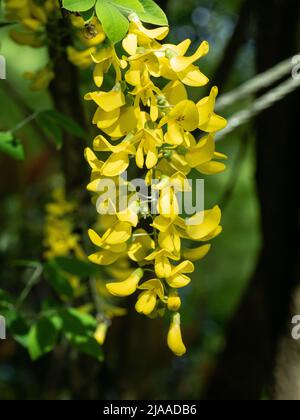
[123,17,169,56]
[92,44,127,87]
[135,279,165,315]
[94,321,109,345]
[160,40,209,87]
[167,291,181,311]
[166,260,194,288]
[106,268,144,297]
[44,188,84,260]
[145,248,180,278]
[128,229,155,262]
[167,313,186,356]
[159,100,199,146]
[134,129,163,169]
[185,205,222,241]
[23,66,54,91]
[67,46,97,68]
[182,244,211,262]
[197,87,227,133]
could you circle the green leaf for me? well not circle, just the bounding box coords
[62,308,97,332]
[62,0,96,12]
[61,308,103,361]
[81,8,95,22]
[137,0,168,26]
[37,112,63,149]
[44,261,74,299]
[0,132,25,160]
[0,288,14,310]
[37,110,86,149]
[54,257,99,277]
[96,0,129,43]
[110,0,144,14]
[0,21,17,28]
[7,313,30,348]
[27,316,60,360]
[46,110,86,139]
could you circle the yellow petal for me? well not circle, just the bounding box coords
[135,20,169,40]
[88,229,103,247]
[93,108,120,130]
[167,292,181,311]
[94,322,108,345]
[139,279,164,300]
[167,274,191,288]
[167,313,186,356]
[163,81,188,105]
[197,87,227,132]
[100,152,129,176]
[185,134,215,168]
[103,106,137,139]
[155,253,172,278]
[158,229,181,255]
[128,229,155,261]
[170,41,209,73]
[169,100,199,131]
[170,260,195,276]
[179,66,209,87]
[122,33,138,55]
[186,205,221,240]
[106,268,143,297]
[93,63,104,87]
[196,161,226,175]
[88,250,122,265]
[102,222,132,245]
[165,122,185,146]
[85,90,125,112]
[117,208,139,227]
[182,244,211,261]
[135,291,157,315]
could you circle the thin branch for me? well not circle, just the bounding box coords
[216,76,300,140]
[216,56,298,111]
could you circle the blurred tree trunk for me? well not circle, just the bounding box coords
[213,0,252,89]
[205,0,300,400]
[47,10,88,192]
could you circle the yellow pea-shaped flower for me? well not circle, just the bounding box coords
[167,313,186,357]
[106,268,143,297]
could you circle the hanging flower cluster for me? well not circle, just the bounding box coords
[3,0,106,89]
[84,16,227,357]
[43,188,84,260]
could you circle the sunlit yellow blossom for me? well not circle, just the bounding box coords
[94,321,109,345]
[197,87,227,132]
[160,40,209,87]
[167,291,181,311]
[167,312,186,356]
[106,268,144,297]
[135,279,165,315]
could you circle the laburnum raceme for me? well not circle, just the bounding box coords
[85,15,227,356]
